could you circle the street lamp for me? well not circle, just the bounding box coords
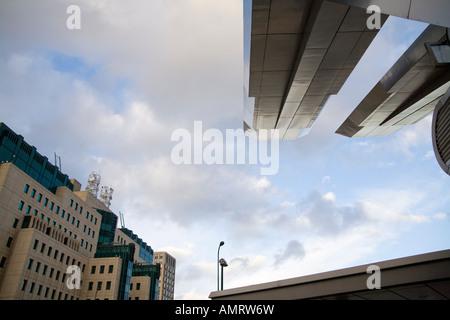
[217,241,224,291]
[219,258,228,291]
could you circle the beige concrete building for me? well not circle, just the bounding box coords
[129,275,151,300]
[0,122,171,300]
[0,162,109,299]
[154,251,176,300]
[81,257,122,300]
[0,161,164,300]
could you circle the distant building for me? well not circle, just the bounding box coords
[115,227,160,300]
[154,251,176,300]
[0,122,172,300]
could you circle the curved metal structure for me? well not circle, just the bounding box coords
[432,89,450,175]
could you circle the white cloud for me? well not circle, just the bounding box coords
[322,191,336,202]
[433,213,448,220]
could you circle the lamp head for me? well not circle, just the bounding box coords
[219,241,225,246]
[219,258,228,267]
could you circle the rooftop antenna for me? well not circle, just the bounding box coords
[54,152,62,171]
[99,185,114,208]
[119,211,126,228]
[86,171,101,197]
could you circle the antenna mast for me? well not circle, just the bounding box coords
[119,211,126,228]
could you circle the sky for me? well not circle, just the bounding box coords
[0,0,449,300]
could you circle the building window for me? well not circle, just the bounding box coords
[136,283,141,290]
[37,194,42,202]
[97,282,102,291]
[44,198,48,206]
[26,205,31,214]
[33,239,39,250]
[106,281,111,290]
[31,189,36,198]
[12,218,19,228]
[99,265,105,274]
[42,265,47,276]
[70,199,73,207]
[0,257,6,268]
[49,268,54,278]
[91,266,96,274]
[27,259,33,270]
[108,265,114,273]
[6,237,13,248]
[18,201,24,210]
[88,282,93,291]
[40,243,46,253]
[36,284,42,296]
[34,262,41,273]
[24,184,29,193]
[21,280,27,291]
[29,282,35,294]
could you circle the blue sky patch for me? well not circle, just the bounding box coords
[49,52,96,80]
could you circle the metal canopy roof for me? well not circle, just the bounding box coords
[245,0,450,140]
[248,0,388,139]
[209,249,450,300]
[336,24,450,137]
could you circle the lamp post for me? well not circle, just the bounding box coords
[219,258,228,291]
[217,241,224,291]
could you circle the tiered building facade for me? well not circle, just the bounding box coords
[0,122,175,300]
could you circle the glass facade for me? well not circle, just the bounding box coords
[132,263,160,300]
[119,227,154,264]
[95,244,135,300]
[96,209,118,245]
[0,123,74,192]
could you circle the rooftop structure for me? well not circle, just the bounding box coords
[209,249,450,300]
[243,0,450,175]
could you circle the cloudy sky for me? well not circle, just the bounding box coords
[1,0,449,299]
